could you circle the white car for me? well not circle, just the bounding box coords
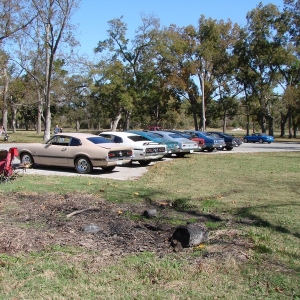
[99,132,167,165]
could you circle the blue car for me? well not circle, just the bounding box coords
[206,131,243,150]
[126,130,179,155]
[243,133,274,144]
[184,130,226,152]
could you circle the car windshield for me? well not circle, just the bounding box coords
[87,136,113,144]
[128,135,151,142]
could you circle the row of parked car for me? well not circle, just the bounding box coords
[17,129,245,174]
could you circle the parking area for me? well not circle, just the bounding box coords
[0,142,299,180]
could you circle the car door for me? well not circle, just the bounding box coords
[39,135,71,166]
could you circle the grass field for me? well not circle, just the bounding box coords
[0,131,299,299]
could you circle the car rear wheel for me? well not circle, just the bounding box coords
[75,156,92,174]
[138,160,151,165]
[259,138,263,143]
[244,138,248,143]
[101,166,116,172]
[176,153,186,157]
[20,152,34,165]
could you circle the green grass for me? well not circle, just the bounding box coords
[0,150,300,299]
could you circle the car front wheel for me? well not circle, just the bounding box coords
[259,138,263,143]
[20,152,34,165]
[75,156,92,174]
[138,160,151,165]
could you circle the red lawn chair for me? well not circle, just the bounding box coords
[0,147,19,183]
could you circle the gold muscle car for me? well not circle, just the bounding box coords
[17,133,134,174]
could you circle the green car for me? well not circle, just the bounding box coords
[126,130,179,156]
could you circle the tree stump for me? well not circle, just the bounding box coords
[82,224,101,234]
[143,209,157,218]
[171,223,209,248]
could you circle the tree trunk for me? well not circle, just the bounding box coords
[222,111,227,133]
[124,110,131,131]
[2,63,9,131]
[288,109,292,138]
[76,120,80,131]
[280,112,288,137]
[268,115,274,136]
[260,114,266,133]
[43,23,52,142]
[111,111,122,131]
[11,101,17,133]
[37,89,42,134]
[293,121,297,138]
[192,105,198,131]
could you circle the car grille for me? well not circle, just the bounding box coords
[108,150,133,158]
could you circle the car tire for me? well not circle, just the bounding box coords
[20,152,34,166]
[244,138,248,143]
[75,156,92,174]
[225,147,233,151]
[101,166,116,172]
[138,160,151,165]
[259,138,263,143]
[176,153,186,157]
[207,148,214,152]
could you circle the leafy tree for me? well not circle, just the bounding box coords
[158,17,241,131]
[95,15,167,130]
[234,3,283,135]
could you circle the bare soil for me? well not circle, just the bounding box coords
[0,192,253,266]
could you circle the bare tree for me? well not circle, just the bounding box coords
[29,0,79,141]
[0,0,36,130]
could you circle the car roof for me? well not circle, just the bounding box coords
[54,132,98,138]
[100,131,140,137]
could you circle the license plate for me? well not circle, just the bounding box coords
[117,160,123,165]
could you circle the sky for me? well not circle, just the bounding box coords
[73,0,285,58]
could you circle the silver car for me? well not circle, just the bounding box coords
[149,131,199,157]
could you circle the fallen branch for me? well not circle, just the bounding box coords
[66,207,100,218]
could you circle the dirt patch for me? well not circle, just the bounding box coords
[0,192,253,265]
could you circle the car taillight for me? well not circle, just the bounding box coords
[108,153,115,157]
[127,150,133,156]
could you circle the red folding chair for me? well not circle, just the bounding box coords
[0,147,19,183]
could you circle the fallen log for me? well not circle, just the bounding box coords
[66,207,100,218]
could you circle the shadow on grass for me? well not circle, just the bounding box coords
[235,204,300,236]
